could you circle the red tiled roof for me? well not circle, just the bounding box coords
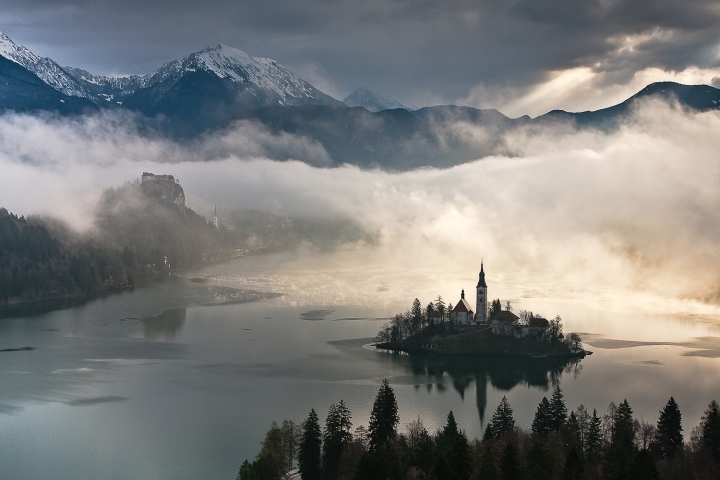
[453,298,473,312]
[493,310,519,323]
[529,317,549,328]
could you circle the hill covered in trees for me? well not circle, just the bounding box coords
[0,179,223,307]
[238,380,720,480]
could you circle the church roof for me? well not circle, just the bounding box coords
[492,310,519,323]
[529,317,549,328]
[453,298,473,313]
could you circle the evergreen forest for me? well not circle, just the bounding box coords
[238,380,720,480]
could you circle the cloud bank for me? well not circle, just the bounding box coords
[1,103,720,311]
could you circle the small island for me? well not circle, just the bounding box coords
[374,262,589,359]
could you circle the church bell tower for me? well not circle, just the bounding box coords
[476,262,488,323]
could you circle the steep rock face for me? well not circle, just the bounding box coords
[140,173,186,211]
[0,32,95,101]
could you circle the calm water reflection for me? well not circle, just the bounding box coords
[0,251,719,480]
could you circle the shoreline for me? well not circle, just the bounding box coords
[373,341,592,359]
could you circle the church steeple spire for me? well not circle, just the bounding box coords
[477,261,487,288]
[475,261,488,323]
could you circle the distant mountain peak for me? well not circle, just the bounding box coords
[133,43,337,105]
[0,31,95,101]
[343,87,411,112]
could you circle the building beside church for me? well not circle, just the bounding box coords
[491,310,520,335]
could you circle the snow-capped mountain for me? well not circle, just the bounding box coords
[65,43,341,109]
[0,32,95,101]
[137,44,336,105]
[63,67,142,104]
[343,86,410,112]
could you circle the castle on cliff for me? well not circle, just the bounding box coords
[141,172,186,210]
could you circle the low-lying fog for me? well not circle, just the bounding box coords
[2,99,720,320]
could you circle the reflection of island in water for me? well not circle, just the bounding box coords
[387,352,582,423]
[140,308,187,341]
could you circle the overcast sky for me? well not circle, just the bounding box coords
[2,0,720,116]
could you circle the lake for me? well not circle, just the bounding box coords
[1,250,719,479]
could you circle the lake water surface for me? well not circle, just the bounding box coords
[1,250,719,479]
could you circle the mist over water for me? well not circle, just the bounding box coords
[2,100,719,313]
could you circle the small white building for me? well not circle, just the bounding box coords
[491,310,520,335]
[451,289,474,326]
[512,316,550,338]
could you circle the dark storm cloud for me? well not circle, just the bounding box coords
[1,0,719,110]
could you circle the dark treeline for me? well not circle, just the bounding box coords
[0,181,222,306]
[238,380,720,480]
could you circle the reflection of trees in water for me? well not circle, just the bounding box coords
[397,353,581,424]
[141,308,186,340]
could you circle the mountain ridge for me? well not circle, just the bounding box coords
[0,32,96,101]
[343,86,410,112]
[1,32,720,170]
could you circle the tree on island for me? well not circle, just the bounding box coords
[368,379,399,451]
[489,299,502,318]
[548,315,564,344]
[434,296,446,323]
[298,409,322,480]
[411,298,424,333]
[566,332,583,351]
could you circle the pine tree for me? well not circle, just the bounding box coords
[499,442,523,480]
[701,400,720,461]
[298,409,322,480]
[482,423,495,443]
[527,441,555,480]
[612,399,635,448]
[368,379,399,451]
[585,409,603,462]
[450,431,472,480]
[438,411,460,450]
[323,400,353,479]
[604,399,636,480]
[411,298,424,332]
[564,447,585,480]
[531,397,552,439]
[566,411,583,453]
[490,396,516,439]
[478,445,499,480]
[652,396,683,459]
[549,386,568,432]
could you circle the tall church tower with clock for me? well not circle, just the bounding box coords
[476,262,488,323]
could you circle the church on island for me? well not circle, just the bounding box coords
[449,262,488,326]
[450,262,549,338]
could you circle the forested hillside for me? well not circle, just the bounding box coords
[0,180,222,307]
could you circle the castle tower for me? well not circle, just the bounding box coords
[213,205,218,230]
[476,262,488,323]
